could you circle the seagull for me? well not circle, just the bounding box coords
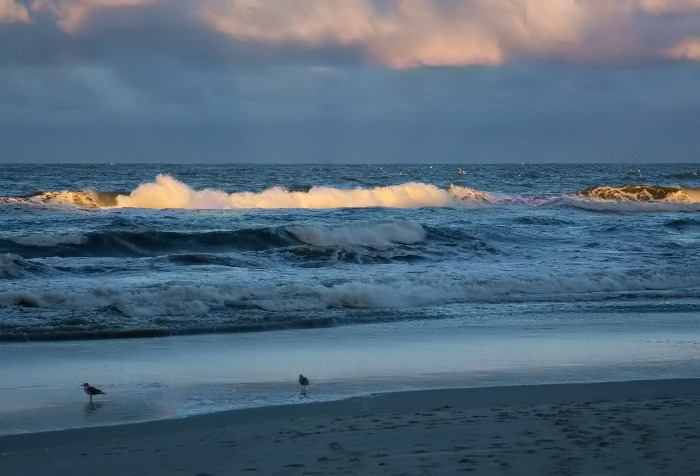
[81,382,105,403]
[298,374,309,395]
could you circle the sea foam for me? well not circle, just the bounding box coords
[114,174,491,209]
[3,265,698,317]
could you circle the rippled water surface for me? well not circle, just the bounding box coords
[1,163,699,339]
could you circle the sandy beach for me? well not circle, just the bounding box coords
[1,379,698,475]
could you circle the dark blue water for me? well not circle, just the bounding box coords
[1,163,699,341]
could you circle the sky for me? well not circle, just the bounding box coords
[1,0,700,164]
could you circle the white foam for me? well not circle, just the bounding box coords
[114,174,491,209]
[287,219,426,249]
[4,266,699,318]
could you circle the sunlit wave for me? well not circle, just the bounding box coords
[5,176,698,211]
[112,174,492,209]
[0,175,493,209]
[579,185,700,203]
[2,190,121,208]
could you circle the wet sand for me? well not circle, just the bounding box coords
[1,379,699,475]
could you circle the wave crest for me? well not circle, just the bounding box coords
[113,174,491,209]
[1,175,493,209]
[447,184,493,202]
[25,190,119,207]
[579,185,700,203]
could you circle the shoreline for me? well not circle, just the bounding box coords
[2,378,699,475]
[3,319,700,437]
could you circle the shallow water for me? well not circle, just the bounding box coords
[2,313,699,435]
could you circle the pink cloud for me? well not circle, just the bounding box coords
[199,1,603,67]
[0,0,31,22]
[666,37,700,60]
[17,0,700,67]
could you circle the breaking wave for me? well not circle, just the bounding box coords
[0,190,122,208]
[115,175,493,209]
[2,266,699,340]
[579,185,700,203]
[6,177,700,213]
[0,175,493,209]
[569,184,700,211]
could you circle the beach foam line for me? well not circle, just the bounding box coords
[1,379,699,475]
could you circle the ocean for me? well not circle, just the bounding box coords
[1,163,700,434]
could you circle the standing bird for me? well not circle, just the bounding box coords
[298,374,309,395]
[81,382,105,403]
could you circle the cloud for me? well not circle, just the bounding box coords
[7,0,700,68]
[635,0,700,15]
[198,0,599,67]
[0,0,30,22]
[200,0,375,46]
[667,37,700,60]
[197,0,700,67]
[31,0,153,32]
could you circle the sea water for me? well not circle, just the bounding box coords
[1,163,699,434]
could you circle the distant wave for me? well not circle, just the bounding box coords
[4,177,699,212]
[568,184,700,211]
[0,190,122,208]
[579,185,700,203]
[0,175,493,209]
[115,175,494,209]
